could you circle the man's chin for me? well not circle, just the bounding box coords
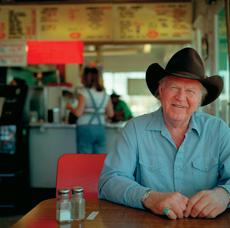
[169,114,188,122]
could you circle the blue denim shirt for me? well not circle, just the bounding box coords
[98,107,230,209]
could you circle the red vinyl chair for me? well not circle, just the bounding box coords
[56,153,107,199]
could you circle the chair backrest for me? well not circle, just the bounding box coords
[56,153,106,199]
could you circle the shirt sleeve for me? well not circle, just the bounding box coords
[122,101,133,120]
[78,88,86,97]
[98,119,150,209]
[217,120,230,207]
[119,101,133,120]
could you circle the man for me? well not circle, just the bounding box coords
[98,48,230,219]
[0,77,28,124]
[110,93,133,122]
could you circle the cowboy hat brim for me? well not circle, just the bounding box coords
[146,63,224,106]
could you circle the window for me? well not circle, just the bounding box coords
[103,71,160,117]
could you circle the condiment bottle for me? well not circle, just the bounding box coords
[56,188,72,223]
[71,186,85,221]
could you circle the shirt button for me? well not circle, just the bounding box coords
[205,166,208,170]
[178,190,182,193]
[177,168,180,171]
[150,165,154,169]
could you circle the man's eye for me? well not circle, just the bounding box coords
[188,90,195,94]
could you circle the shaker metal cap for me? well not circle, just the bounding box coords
[58,188,70,196]
[72,186,84,194]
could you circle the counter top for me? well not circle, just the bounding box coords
[106,121,126,128]
[29,122,76,128]
[29,121,126,129]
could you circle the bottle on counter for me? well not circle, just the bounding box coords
[71,186,85,221]
[56,188,72,223]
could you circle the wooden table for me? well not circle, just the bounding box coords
[12,198,230,228]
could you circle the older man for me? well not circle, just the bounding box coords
[98,48,230,219]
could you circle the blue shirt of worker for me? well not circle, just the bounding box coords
[98,107,230,209]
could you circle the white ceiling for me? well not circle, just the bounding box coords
[84,43,191,72]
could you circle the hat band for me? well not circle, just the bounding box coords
[168,71,204,80]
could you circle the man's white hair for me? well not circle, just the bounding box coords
[154,76,208,106]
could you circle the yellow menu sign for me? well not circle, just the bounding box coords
[0,3,192,42]
[114,3,192,41]
[38,4,113,41]
[0,6,36,41]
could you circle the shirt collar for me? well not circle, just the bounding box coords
[188,111,200,137]
[146,107,201,137]
[146,107,165,131]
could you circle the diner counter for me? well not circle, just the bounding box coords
[29,121,126,128]
[28,121,125,188]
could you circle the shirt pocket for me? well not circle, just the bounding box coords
[139,156,167,187]
[140,156,165,171]
[192,158,218,192]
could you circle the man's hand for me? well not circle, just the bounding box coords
[144,191,189,220]
[184,187,229,218]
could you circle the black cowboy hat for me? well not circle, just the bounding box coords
[146,47,223,106]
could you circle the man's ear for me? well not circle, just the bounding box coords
[158,83,162,96]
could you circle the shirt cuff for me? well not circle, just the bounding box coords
[218,185,230,207]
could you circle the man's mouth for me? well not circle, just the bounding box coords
[172,104,184,108]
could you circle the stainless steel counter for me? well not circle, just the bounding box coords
[29,123,76,128]
[29,121,126,128]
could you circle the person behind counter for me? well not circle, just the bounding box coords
[98,48,230,219]
[110,93,133,122]
[66,67,114,154]
[0,77,28,124]
[10,77,27,87]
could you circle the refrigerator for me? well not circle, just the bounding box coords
[0,85,29,214]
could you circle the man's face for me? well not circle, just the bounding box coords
[112,97,119,105]
[159,76,202,125]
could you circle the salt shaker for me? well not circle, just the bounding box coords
[71,186,85,221]
[56,188,72,223]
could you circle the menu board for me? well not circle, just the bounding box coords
[0,3,192,43]
[0,6,36,41]
[38,4,113,41]
[0,42,27,66]
[114,3,192,41]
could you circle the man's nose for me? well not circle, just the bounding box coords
[176,89,186,100]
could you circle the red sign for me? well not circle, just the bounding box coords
[27,41,84,64]
[146,30,159,39]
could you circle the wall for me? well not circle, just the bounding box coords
[65,64,81,88]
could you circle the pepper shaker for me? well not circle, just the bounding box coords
[71,186,85,221]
